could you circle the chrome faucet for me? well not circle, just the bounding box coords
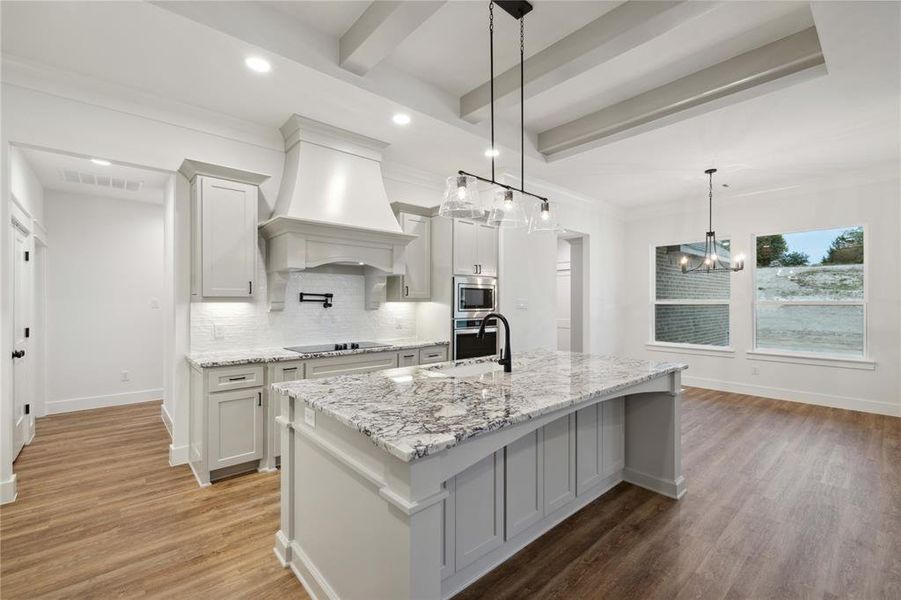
[477,312,511,373]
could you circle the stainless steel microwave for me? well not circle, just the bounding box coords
[453,276,497,319]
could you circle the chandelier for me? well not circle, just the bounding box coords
[439,1,556,231]
[680,168,745,273]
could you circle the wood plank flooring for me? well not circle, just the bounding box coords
[2,389,899,599]
[0,401,305,599]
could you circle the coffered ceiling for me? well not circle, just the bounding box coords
[1,1,898,209]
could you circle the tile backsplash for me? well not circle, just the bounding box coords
[191,271,418,352]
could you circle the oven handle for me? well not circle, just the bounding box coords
[455,327,498,334]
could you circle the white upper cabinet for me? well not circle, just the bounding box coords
[453,219,496,276]
[453,219,478,276]
[475,223,498,276]
[193,176,258,298]
[403,213,431,298]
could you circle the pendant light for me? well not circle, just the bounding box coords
[440,1,551,231]
[680,168,745,273]
[528,198,560,232]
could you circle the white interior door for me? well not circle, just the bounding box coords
[11,222,31,459]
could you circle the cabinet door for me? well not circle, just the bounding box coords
[543,414,576,515]
[201,177,257,297]
[399,351,419,367]
[418,345,448,365]
[602,398,625,477]
[441,478,456,580]
[209,387,264,470]
[454,451,504,570]
[401,213,431,299]
[453,219,478,275]
[505,429,543,539]
[575,405,603,495]
[476,223,498,276]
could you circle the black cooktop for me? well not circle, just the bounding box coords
[284,341,389,354]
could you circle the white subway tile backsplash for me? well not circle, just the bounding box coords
[191,271,417,352]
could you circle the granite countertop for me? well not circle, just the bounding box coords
[272,351,687,462]
[186,340,449,369]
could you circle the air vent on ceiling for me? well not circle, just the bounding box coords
[59,169,144,193]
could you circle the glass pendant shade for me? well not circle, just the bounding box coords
[528,200,560,233]
[439,174,483,219]
[486,189,528,229]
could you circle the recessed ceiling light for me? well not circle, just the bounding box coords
[392,113,411,126]
[245,56,271,73]
[484,147,499,158]
[90,158,111,166]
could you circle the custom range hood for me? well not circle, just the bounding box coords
[259,115,416,310]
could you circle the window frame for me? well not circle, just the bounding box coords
[750,224,870,362]
[649,237,735,354]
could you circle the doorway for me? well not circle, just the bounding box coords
[556,233,586,352]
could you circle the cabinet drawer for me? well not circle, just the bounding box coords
[206,365,264,392]
[399,350,419,367]
[306,352,399,379]
[419,346,448,365]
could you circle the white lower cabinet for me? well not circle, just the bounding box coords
[505,429,543,538]
[209,387,264,470]
[441,401,625,585]
[265,361,305,469]
[543,414,576,514]
[453,451,505,570]
[306,352,399,379]
[418,345,448,365]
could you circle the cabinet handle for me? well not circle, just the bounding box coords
[229,376,246,381]
[474,264,478,274]
[257,391,262,407]
[405,285,409,297]
[249,281,253,295]
[478,264,482,274]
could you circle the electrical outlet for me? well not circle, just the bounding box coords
[751,367,760,376]
[121,370,130,382]
[304,407,316,428]
[517,298,529,310]
[213,324,225,339]
[150,297,160,309]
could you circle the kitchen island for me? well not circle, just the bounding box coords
[272,351,687,600]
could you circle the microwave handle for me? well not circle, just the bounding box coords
[455,327,498,334]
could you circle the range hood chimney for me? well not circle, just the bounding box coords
[260,115,416,311]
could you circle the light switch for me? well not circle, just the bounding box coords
[213,324,225,339]
[517,298,529,310]
[150,297,160,309]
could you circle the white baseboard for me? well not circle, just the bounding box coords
[682,375,901,417]
[46,388,163,414]
[288,540,338,600]
[169,444,189,466]
[0,474,18,505]
[160,403,174,438]
[623,468,685,499]
[274,530,291,567]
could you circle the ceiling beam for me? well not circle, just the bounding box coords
[459,0,718,123]
[537,27,826,161]
[340,1,445,76]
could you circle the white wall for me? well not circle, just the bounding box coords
[621,177,901,416]
[498,177,625,355]
[44,190,165,413]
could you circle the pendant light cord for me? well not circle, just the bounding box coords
[520,16,525,194]
[708,170,713,233]
[489,1,495,181]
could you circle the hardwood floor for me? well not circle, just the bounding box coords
[1,389,899,599]
[0,401,305,599]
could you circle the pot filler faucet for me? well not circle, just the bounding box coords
[477,312,511,373]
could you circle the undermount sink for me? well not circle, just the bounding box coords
[430,362,505,378]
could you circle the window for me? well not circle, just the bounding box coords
[653,240,732,347]
[754,226,865,357]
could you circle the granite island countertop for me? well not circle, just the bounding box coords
[271,351,687,462]
[186,339,449,369]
